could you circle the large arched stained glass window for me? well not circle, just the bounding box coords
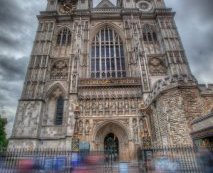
[91,26,126,78]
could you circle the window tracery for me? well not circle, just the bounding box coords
[55,96,64,125]
[91,26,126,79]
[56,27,71,46]
[142,24,158,43]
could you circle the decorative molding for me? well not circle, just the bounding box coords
[79,77,141,87]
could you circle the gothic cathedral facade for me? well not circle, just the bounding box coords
[9,0,213,161]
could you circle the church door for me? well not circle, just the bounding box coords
[104,133,119,161]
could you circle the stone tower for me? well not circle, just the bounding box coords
[9,0,213,161]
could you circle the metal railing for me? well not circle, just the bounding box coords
[0,145,212,173]
[0,148,121,173]
[138,145,213,173]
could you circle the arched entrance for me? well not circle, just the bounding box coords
[104,133,119,161]
[93,121,129,161]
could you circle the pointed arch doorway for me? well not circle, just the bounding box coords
[104,133,119,161]
[93,122,130,161]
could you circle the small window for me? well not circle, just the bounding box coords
[56,28,71,46]
[55,96,64,125]
[50,0,54,5]
[38,23,43,32]
[49,23,54,32]
[143,25,158,43]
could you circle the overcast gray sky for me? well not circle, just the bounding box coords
[0,0,212,136]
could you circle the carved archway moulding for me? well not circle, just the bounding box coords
[93,120,129,144]
[45,82,67,99]
[89,22,126,44]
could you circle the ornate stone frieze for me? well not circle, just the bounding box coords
[78,77,141,87]
[145,74,197,106]
[78,87,142,99]
[79,97,141,116]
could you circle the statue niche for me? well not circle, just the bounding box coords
[149,57,166,76]
[50,60,68,80]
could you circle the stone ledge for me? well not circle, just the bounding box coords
[191,126,213,139]
[191,112,213,125]
[145,74,198,106]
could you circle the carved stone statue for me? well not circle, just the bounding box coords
[78,120,83,134]
[132,119,138,142]
[85,120,90,135]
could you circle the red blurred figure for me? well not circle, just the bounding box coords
[72,153,104,173]
[18,159,34,173]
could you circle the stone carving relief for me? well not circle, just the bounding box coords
[50,60,68,80]
[78,120,83,134]
[132,118,139,142]
[149,57,166,75]
[145,74,197,105]
[40,126,66,138]
[85,120,90,135]
[79,97,141,116]
[15,101,41,137]
[70,56,79,93]
[78,87,142,99]
[140,117,149,138]
[9,140,36,150]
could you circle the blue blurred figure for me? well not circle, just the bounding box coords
[119,162,128,173]
[197,148,213,173]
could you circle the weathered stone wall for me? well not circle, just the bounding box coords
[181,87,213,125]
[192,114,213,132]
[149,83,213,146]
[9,139,38,149]
[181,87,204,123]
[201,95,213,115]
[151,88,192,146]
[11,101,42,138]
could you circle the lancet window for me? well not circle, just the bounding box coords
[55,96,64,125]
[56,27,71,46]
[91,26,126,78]
[142,25,158,43]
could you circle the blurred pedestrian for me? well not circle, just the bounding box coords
[197,147,213,173]
[18,159,34,173]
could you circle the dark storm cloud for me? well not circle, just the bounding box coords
[0,55,28,81]
[0,0,46,136]
[0,55,28,110]
[0,0,29,50]
[0,0,24,26]
[165,0,213,83]
[0,0,46,57]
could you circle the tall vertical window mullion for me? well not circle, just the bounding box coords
[55,96,64,125]
[56,27,71,46]
[143,24,157,44]
[108,28,112,77]
[118,36,122,77]
[102,28,107,78]
[113,30,117,78]
[98,33,101,78]
[95,36,97,77]
[91,26,126,79]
